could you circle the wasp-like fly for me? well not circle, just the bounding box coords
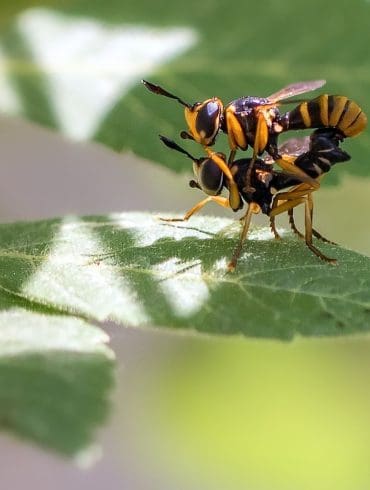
[160,128,350,270]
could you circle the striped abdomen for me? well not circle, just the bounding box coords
[272,128,351,192]
[281,95,367,137]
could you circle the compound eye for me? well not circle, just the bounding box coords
[198,158,223,195]
[195,99,222,144]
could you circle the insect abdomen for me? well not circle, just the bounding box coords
[282,95,367,137]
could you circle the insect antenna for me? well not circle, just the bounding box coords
[159,135,200,163]
[142,80,192,108]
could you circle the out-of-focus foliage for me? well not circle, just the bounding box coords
[132,334,370,490]
[0,0,369,179]
[0,310,114,456]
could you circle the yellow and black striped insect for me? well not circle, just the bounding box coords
[142,79,366,199]
[160,128,350,270]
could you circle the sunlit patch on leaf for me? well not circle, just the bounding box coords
[21,216,149,324]
[109,212,233,247]
[12,8,197,140]
[153,258,210,317]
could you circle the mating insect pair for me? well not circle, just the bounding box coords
[159,128,350,270]
[142,79,366,200]
[142,79,366,269]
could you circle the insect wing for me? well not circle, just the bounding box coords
[264,136,310,164]
[267,80,326,103]
[278,136,310,157]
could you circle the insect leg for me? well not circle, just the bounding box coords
[275,155,320,189]
[288,208,304,238]
[159,196,230,222]
[312,229,337,245]
[269,196,315,263]
[288,206,336,244]
[270,215,281,240]
[244,113,267,196]
[228,202,260,271]
[304,194,337,264]
[205,149,241,211]
[273,185,337,246]
[307,192,338,245]
[269,197,306,218]
[269,184,314,218]
[285,183,315,239]
[228,149,236,165]
[269,186,309,240]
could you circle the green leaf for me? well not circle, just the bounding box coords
[0,211,369,455]
[1,213,369,340]
[0,309,114,456]
[0,1,369,179]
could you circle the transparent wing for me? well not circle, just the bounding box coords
[267,80,326,103]
[277,136,311,156]
[264,136,310,164]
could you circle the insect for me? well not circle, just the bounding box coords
[159,128,350,270]
[142,79,366,198]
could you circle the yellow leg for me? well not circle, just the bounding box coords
[254,112,269,154]
[276,155,320,189]
[288,208,304,239]
[159,196,230,222]
[243,114,267,194]
[269,182,315,239]
[312,228,337,245]
[244,152,257,196]
[287,194,337,245]
[228,202,260,271]
[270,182,317,204]
[307,191,314,222]
[270,215,282,240]
[270,197,306,218]
[304,195,337,264]
[269,195,306,244]
[228,149,236,165]
[205,149,241,211]
[307,193,337,245]
[244,113,267,196]
[288,206,335,243]
[270,186,336,263]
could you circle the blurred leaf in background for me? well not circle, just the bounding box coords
[0,0,369,177]
[129,334,370,490]
[0,310,114,456]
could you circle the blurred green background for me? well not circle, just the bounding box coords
[0,0,370,489]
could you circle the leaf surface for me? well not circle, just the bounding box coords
[1,213,369,340]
